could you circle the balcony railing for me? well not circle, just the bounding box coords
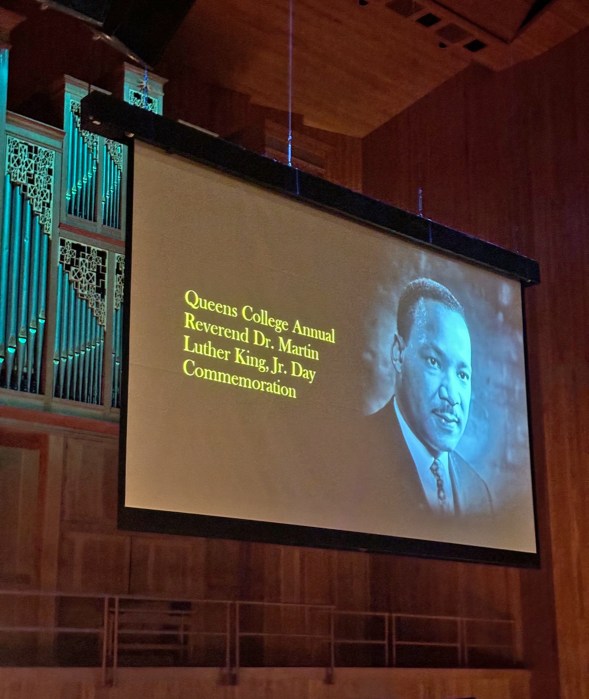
[0,589,518,686]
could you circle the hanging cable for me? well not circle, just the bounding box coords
[287,0,294,167]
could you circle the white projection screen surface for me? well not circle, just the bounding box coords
[122,140,538,563]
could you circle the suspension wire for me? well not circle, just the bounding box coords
[287,0,294,167]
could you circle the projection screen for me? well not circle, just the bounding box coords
[121,138,538,564]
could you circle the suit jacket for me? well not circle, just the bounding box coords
[366,399,493,523]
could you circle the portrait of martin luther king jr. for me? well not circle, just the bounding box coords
[368,278,493,520]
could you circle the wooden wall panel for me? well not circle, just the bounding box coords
[129,536,206,598]
[363,28,589,699]
[39,436,66,593]
[0,446,39,586]
[203,539,244,600]
[0,430,50,591]
[333,551,369,610]
[369,555,519,620]
[0,595,46,664]
[58,434,129,593]
[62,437,118,531]
[58,531,130,593]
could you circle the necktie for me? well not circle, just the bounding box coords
[430,458,448,511]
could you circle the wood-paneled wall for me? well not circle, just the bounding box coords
[0,408,528,695]
[363,28,589,699]
[0,416,522,662]
[3,5,588,699]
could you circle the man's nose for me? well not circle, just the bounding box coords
[439,375,459,406]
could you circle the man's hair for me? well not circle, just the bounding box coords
[397,278,465,341]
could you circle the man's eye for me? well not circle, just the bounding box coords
[458,370,470,381]
[427,357,440,368]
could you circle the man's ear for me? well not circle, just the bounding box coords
[391,333,405,374]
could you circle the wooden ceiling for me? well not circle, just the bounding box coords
[5,0,589,138]
[161,0,589,137]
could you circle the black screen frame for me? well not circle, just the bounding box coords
[82,91,541,568]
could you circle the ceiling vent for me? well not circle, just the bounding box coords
[386,1,488,57]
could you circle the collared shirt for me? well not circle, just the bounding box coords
[393,398,455,514]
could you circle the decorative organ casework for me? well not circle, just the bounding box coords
[65,97,99,222]
[54,239,106,404]
[0,67,164,408]
[121,62,166,116]
[0,118,61,393]
[102,138,123,230]
[61,67,165,237]
[62,78,126,235]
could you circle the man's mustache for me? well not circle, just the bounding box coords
[432,407,461,423]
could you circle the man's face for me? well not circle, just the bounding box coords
[393,298,472,454]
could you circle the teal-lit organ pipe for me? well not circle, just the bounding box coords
[84,141,92,219]
[107,150,112,225]
[115,167,121,228]
[0,176,11,368]
[89,147,97,220]
[111,163,116,226]
[66,284,75,399]
[55,265,68,399]
[74,131,81,216]
[112,304,122,407]
[82,303,91,402]
[0,181,48,392]
[6,184,22,384]
[88,311,96,403]
[96,318,103,404]
[27,218,41,392]
[78,302,86,402]
[74,294,82,402]
[53,263,63,396]
[67,113,97,222]
[81,139,87,217]
[5,187,21,386]
[52,262,104,404]
[101,143,109,226]
[71,293,79,401]
[69,117,78,211]
[16,200,32,390]
[74,129,83,217]
[100,145,106,224]
[59,265,69,399]
[74,128,82,217]
[55,268,69,400]
[74,295,83,402]
[104,170,108,224]
[102,145,122,229]
[106,159,112,228]
[65,108,74,207]
[36,233,48,391]
[91,314,102,403]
